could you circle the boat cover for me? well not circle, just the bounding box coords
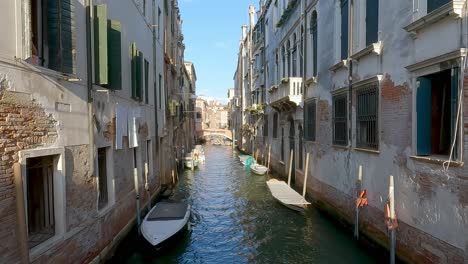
[147,202,188,221]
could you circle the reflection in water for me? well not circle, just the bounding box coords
[108,146,379,263]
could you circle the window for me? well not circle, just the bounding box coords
[29,0,76,74]
[282,46,286,78]
[196,112,202,119]
[427,0,451,13]
[417,68,459,157]
[281,127,285,161]
[143,0,147,16]
[341,0,349,60]
[158,8,162,39]
[292,34,297,76]
[304,100,316,141]
[97,148,108,210]
[273,112,279,138]
[26,156,55,248]
[366,0,379,46]
[298,125,303,169]
[333,94,348,145]
[145,59,149,104]
[158,74,162,109]
[356,85,379,150]
[131,43,143,101]
[264,118,269,137]
[311,11,318,76]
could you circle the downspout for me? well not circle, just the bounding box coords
[149,0,158,208]
[86,0,95,178]
[302,0,307,104]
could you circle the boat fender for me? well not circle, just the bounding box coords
[384,202,398,232]
[355,190,368,208]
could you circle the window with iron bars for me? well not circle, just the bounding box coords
[304,99,316,141]
[333,94,348,145]
[356,85,379,150]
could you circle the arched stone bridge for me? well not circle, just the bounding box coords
[200,129,232,141]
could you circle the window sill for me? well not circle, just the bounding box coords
[351,42,383,61]
[279,161,285,165]
[19,60,81,82]
[305,77,317,86]
[405,48,467,72]
[329,60,348,72]
[410,155,464,167]
[30,234,64,262]
[332,144,349,150]
[404,2,463,35]
[353,147,380,155]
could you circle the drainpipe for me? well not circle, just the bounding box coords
[347,1,354,160]
[302,0,307,108]
[86,0,95,178]
[249,5,255,153]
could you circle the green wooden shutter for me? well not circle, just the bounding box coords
[131,43,137,99]
[340,0,348,60]
[136,51,143,101]
[60,0,76,74]
[144,59,149,104]
[108,20,122,90]
[311,12,318,77]
[47,0,76,74]
[366,0,379,46]
[417,77,432,156]
[94,4,108,85]
[451,67,459,159]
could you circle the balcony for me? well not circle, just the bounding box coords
[268,77,303,112]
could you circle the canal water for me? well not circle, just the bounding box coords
[109,146,380,263]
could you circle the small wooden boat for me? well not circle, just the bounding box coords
[266,179,311,212]
[141,201,191,246]
[250,164,268,175]
[184,158,198,169]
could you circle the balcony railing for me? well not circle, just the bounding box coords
[268,77,303,111]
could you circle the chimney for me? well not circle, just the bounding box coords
[242,25,248,40]
[249,5,255,30]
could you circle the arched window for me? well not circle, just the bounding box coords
[282,46,286,78]
[292,34,297,76]
[311,11,318,76]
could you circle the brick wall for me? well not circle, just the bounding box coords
[0,84,58,262]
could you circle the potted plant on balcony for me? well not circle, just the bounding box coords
[281,77,289,84]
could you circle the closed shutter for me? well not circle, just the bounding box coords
[47,0,61,71]
[108,20,122,90]
[94,4,108,85]
[61,0,76,74]
[340,0,348,60]
[417,77,432,156]
[365,0,379,46]
[131,43,138,99]
[427,0,450,13]
[305,101,316,141]
[450,67,459,159]
[311,12,318,76]
[145,59,149,104]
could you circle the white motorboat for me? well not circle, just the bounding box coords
[141,201,191,246]
[250,164,268,175]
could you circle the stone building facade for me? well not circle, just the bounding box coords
[0,0,194,262]
[231,0,468,262]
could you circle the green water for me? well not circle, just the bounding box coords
[108,146,381,263]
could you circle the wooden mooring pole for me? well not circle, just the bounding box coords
[267,145,271,174]
[389,175,396,264]
[288,149,294,186]
[302,153,310,197]
[355,165,363,239]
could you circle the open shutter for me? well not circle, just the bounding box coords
[365,0,379,46]
[131,43,137,99]
[94,4,108,85]
[108,20,122,90]
[417,77,432,156]
[136,51,144,101]
[451,67,459,159]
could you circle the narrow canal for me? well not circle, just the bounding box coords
[109,146,380,263]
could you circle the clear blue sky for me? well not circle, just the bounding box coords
[178,0,258,103]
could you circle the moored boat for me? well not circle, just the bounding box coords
[184,157,199,169]
[250,164,268,175]
[141,201,191,246]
